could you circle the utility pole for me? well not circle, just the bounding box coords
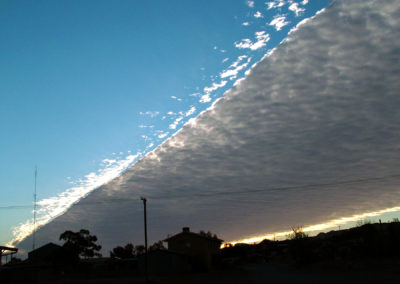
[141,197,148,283]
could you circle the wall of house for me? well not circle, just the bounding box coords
[167,234,221,271]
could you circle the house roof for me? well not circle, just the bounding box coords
[28,242,78,263]
[164,228,223,243]
[0,246,18,253]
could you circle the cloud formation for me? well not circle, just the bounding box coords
[266,0,286,10]
[139,111,160,118]
[269,15,290,30]
[254,11,263,18]
[200,81,227,103]
[15,0,400,253]
[220,55,251,80]
[289,3,305,16]
[234,31,270,50]
[10,152,142,246]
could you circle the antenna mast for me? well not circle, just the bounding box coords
[32,166,37,250]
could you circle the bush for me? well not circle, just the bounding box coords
[288,226,308,240]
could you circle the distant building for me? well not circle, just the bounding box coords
[28,242,78,265]
[0,246,18,266]
[138,249,190,276]
[164,227,223,271]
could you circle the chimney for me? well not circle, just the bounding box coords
[182,227,190,233]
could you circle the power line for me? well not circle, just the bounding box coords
[150,173,400,199]
[1,173,399,210]
[0,205,33,210]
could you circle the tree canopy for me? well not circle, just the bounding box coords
[110,241,166,259]
[199,230,219,239]
[110,243,135,259]
[149,240,166,251]
[59,229,102,258]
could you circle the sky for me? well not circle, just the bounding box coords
[2,0,400,255]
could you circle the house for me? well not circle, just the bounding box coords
[138,249,190,276]
[28,242,78,265]
[0,243,78,282]
[164,227,223,271]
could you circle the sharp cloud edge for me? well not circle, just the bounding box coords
[9,153,141,246]
[15,0,400,251]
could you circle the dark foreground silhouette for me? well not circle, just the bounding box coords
[1,222,400,283]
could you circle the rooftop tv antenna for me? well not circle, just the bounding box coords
[32,166,37,250]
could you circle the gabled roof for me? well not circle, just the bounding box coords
[28,242,78,263]
[164,229,223,243]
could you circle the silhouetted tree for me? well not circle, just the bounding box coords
[110,243,135,259]
[199,230,219,239]
[59,229,102,258]
[135,245,145,255]
[288,226,308,240]
[149,240,166,251]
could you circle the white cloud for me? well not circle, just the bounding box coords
[242,22,250,26]
[185,106,196,117]
[269,15,290,30]
[199,94,212,103]
[288,9,321,35]
[141,135,152,141]
[14,0,400,254]
[138,125,154,129]
[222,57,229,63]
[169,116,184,129]
[266,0,286,9]
[167,107,194,129]
[254,11,263,18]
[158,132,169,139]
[102,159,117,165]
[220,55,251,80]
[203,81,227,93]
[302,0,309,5]
[10,152,141,246]
[254,31,270,48]
[234,31,270,50]
[139,111,160,118]
[232,55,248,67]
[234,38,252,49]
[289,3,305,16]
[247,0,255,8]
[171,96,182,102]
[200,80,228,103]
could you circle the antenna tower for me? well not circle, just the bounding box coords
[32,166,37,250]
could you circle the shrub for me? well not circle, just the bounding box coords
[288,226,308,240]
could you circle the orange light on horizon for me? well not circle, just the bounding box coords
[223,205,400,247]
